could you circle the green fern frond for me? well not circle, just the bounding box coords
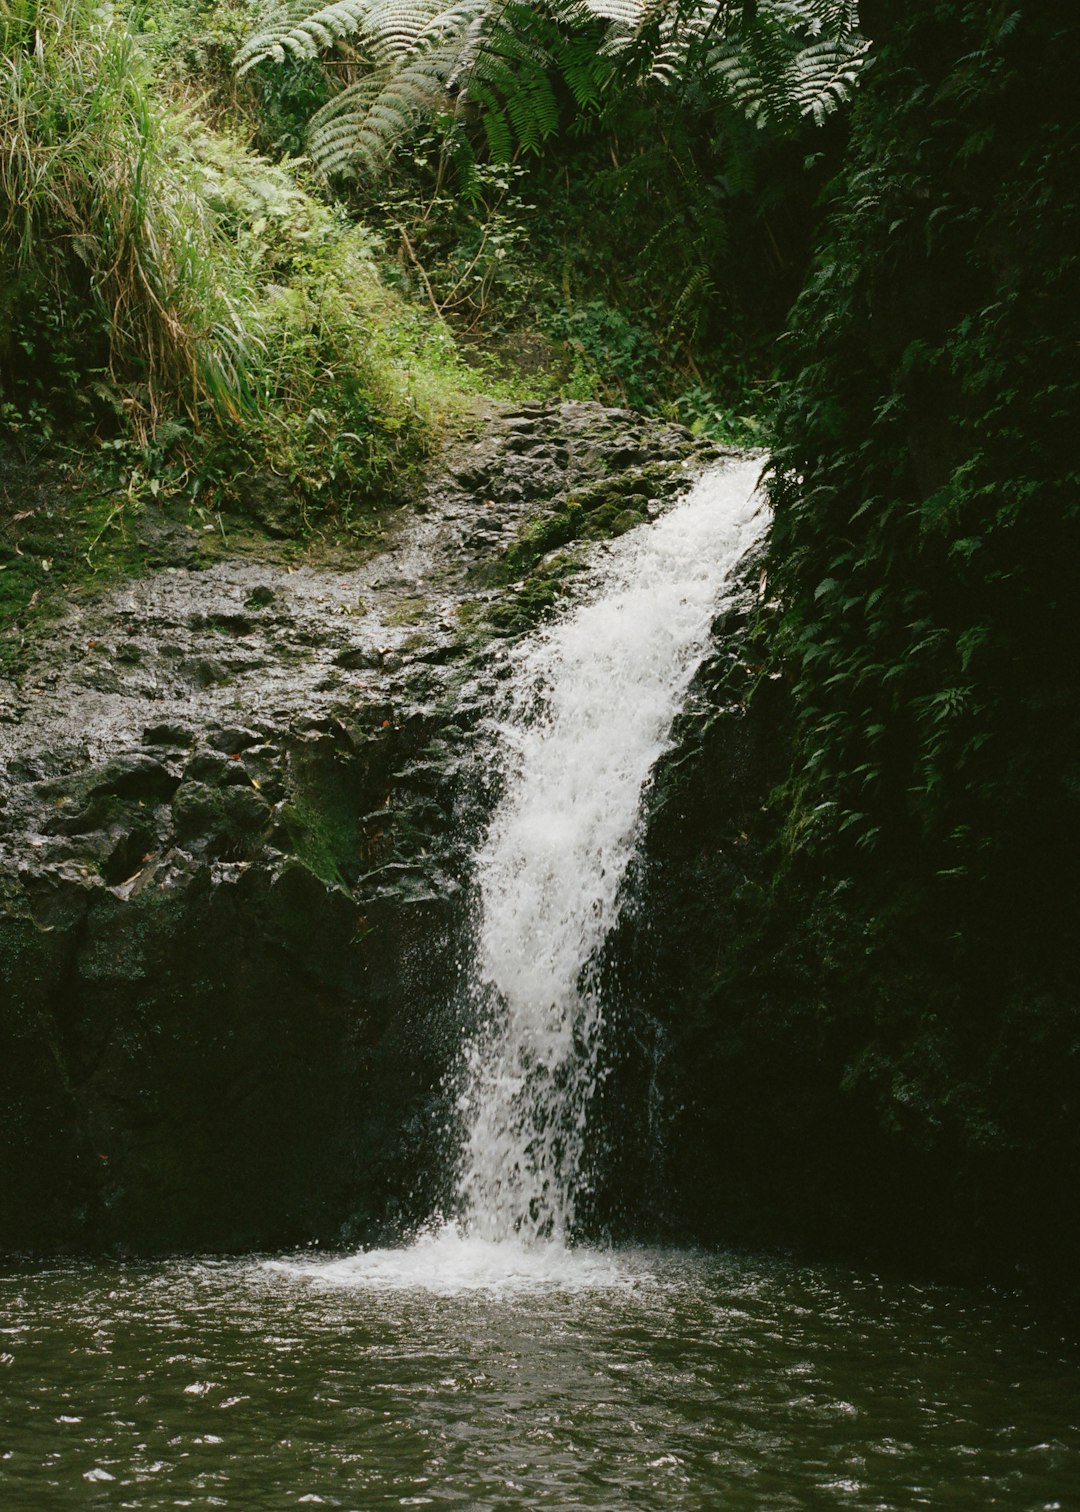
[456,76,511,157]
[557,33,615,109]
[791,34,868,123]
[670,260,717,332]
[309,46,459,174]
[236,0,385,69]
[238,0,867,180]
[568,0,654,24]
[237,0,480,73]
[505,69,559,148]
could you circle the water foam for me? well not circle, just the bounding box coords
[456,457,766,1244]
[266,1227,631,1295]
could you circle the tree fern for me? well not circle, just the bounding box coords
[595,0,867,126]
[238,0,866,181]
[235,0,467,69]
[309,47,461,174]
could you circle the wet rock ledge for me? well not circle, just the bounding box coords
[0,401,725,1256]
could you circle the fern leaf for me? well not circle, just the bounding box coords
[308,45,459,175]
[237,0,379,71]
[468,80,516,157]
[237,0,867,182]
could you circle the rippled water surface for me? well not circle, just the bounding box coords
[2,1246,1078,1510]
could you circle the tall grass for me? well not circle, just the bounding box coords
[0,0,262,438]
[0,0,480,522]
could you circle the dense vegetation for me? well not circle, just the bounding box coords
[230,0,864,419]
[771,0,1080,1256]
[3,0,1077,1298]
[645,0,1080,1298]
[0,0,485,633]
[1,0,857,639]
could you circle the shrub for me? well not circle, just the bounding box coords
[0,0,456,520]
[1,0,258,438]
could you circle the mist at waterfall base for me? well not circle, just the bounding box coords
[7,462,1080,1511]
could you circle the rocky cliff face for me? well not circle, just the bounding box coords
[0,401,726,1256]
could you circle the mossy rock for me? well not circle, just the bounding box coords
[500,461,682,580]
[484,551,585,637]
[172,781,272,858]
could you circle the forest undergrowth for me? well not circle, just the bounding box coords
[2,0,838,637]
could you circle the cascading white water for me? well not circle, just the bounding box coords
[454,456,767,1245]
[272,456,766,1291]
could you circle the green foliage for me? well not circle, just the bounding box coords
[770,2,1080,879]
[544,299,661,408]
[338,75,833,419]
[372,140,544,336]
[137,0,333,155]
[517,95,820,414]
[760,1,1080,1167]
[0,0,258,438]
[597,0,866,127]
[227,0,859,426]
[0,0,502,548]
[237,0,866,182]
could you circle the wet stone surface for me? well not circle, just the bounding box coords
[0,401,725,1256]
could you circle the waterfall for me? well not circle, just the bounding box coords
[271,456,765,1290]
[454,456,767,1245]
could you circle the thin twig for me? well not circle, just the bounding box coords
[393,220,443,319]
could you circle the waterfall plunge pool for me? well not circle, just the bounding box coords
[3,1245,1079,1510]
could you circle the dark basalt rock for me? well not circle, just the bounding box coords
[0,400,726,1258]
